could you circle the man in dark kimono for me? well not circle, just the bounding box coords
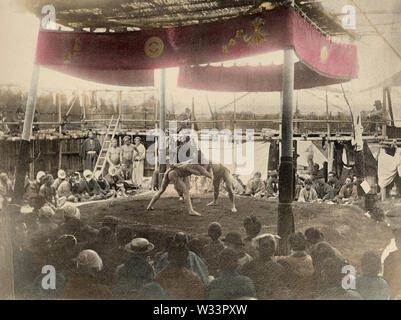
[80,130,101,171]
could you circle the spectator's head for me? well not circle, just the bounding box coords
[218,247,239,272]
[320,257,347,289]
[253,171,262,180]
[57,169,66,180]
[42,174,54,186]
[36,171,45,184]
[124,238,154,256]
[38,205,55,222]
[168,242,189,268]
[102,215,119,233]
[345,177,352,186]
[269,170,278,181]
[353,176,358,183]
[173,232,189,247]
[75,249,103,274]
[393,228,401,249]
[223,232,244,251]
[83,170,93,182]
[0,172,8,184]
[97,226,114,244]
[134,136,141,145]
[310,241,345,274]
[16,107,24,117]
[304,179,313,191]
[243,216,262,239]
[304,227,324,246]
[51,234,78,265]
[117,227,134,247]
[123,135,131,145]
[208,222,223,241]
[111,138,118,147]
[62,205,80,221]
[88,130,94,139]
[253,233,279,260]
[288,232,307,252]
[328,172,336,183]
[374,100,382,110]
[188,238,204,257]
[361,251,381,277]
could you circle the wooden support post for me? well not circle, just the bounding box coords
[159,69,166,180]
[233,93,236,131]
[382,87,387,137]
[278,49,295,255]
[191,96,195,131]
[58,93,62,169]
[118,91,122,119]
[386,87,395,127]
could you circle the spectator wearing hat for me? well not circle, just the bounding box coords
[243,216,262,258]
[62,249,112,299]
[53,170,77,203]
[23,234,79,299]
[133,136,146,187]
[223,232,253,270]
[206,248,256,300]
[83,169,106,199]
[37,204,57,235]
[120,136,135,181]
[155,232,209,285]
[155,241,205,300]
[113,238,156,299]
[278,232,315,299]
[24,171,45,203]
[203,222,225,277]
[94,170,113,197]
[316,257,362,300]
[356,251,393,300]
[298,179,318,203]
[327,171,342,198]
[80,130,101,171]
[105,164,127,197]
[241,234,287,299]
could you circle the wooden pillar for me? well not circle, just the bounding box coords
[278,49,295,255]
[58,93,62,169]
[382,87,387,137]
[159,69,166,178]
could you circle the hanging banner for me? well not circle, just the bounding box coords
[35,7,358,79]
[177,62,348,92]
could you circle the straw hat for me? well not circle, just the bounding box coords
[83,170,93,181]
[75,250,103,271]
[63,205,80,220]
[36,171,45,183]
[124,238,154,254]
[57,169,66,180]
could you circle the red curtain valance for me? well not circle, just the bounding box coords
[177,62,349,92]
[36,7,358,81]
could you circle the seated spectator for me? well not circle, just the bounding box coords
[83,170,106,199]
[70,172,89,201]
[310,241,346,292]
[202,222,225,277]
[155,232,209,285]
[241,234,287,299]
[356,251,393,300]
[278,232,315,299]
[39,174,57,209]
[298,179,318,203]
[101,215,119,241]
[316,257,362,300]
[94,171,114,198]
[245,172,265,197]
[336,177,358,204]
[243,216,262,258]
[312,173,332,201]
[383,228,401,298]
[53,169,76,203]
[104,166,127,197]
[113,238,156,299]
[24,171,45,203]
[155,240,205,300]
[52,169,66,193]
[0,172,13,209]
[23,234,79,299]
[36,204,57,236]
[327,172,342,198]
[223,232,253,270]
[206,248,256,300]
[304,227,324,251]
[62,249,112,299]
[294,174,304,201]
[188,238,205,259]
[265,171,278,198]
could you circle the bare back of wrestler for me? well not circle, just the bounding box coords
[146,163,213,216]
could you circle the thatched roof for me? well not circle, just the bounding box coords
[15,0,357,39]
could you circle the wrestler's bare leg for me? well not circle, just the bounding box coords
[222,171,237,213]
[206,176,221,207]
[175,177,201,216]
[146,170,171,210]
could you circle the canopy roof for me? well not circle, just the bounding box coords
[16,0,356,38]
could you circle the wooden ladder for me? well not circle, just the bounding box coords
[93,115,120,175]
